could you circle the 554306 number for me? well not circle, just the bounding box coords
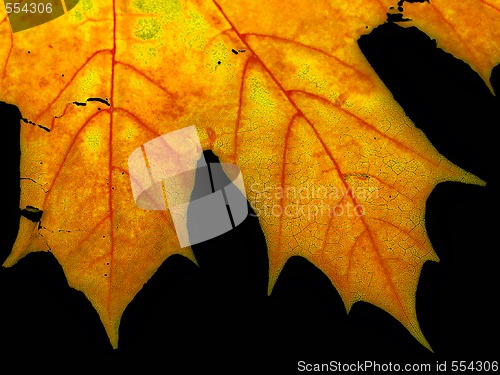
[451,361,498,372]
[5,2,53,14]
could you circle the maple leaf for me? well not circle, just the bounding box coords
[0,0,495,350]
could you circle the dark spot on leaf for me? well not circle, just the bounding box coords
[21,206,43,222]
[387,13,411,22]
[87,97,111,106]
[21,117,50,132]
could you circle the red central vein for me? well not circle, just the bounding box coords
[44,111,104,201]
[107,0,118,320]
[117,107,160,136]
[277,114,299,257]
[116,62,173,95]
[242,33,371,81]
[111,166,176,233]
[34,50,111,123]
[346,230,366,291]
[212,0,414,327]
[480,0,500,13]
[371,217,426,250]
[289,89,455,174]
[344,172,415,202]
[429,3,478,70]
[1,17,13,78]
[233,58,252,159]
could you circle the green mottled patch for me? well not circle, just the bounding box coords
[69,0,92,20]
[71,10,84,22]
[135,18,161,40]
[180,9,210,50]
[132,45,160,66]
[133,0,182,20]
[78,0,93,11]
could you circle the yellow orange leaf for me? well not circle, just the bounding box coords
[0,0,493,349]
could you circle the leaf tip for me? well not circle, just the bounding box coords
[461,172,486,188]
[442,163,486,188]
[267,278,275,297]
[103,318,120,350]
[2,257,16,268]
[110,337,119,350]
[267,269,281,296]
[406,319,434,352]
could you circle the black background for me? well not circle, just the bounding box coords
[0,21,498,371]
